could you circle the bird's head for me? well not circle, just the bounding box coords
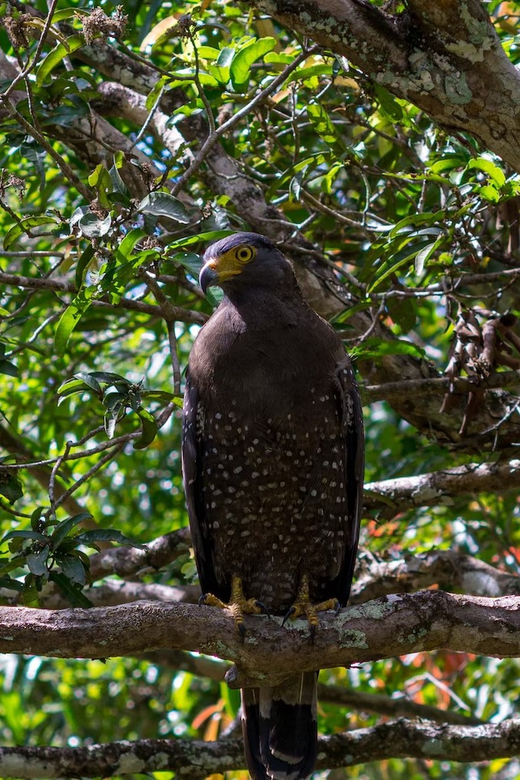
[199,233,295,295]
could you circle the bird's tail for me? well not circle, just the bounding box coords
[242,672,318,780]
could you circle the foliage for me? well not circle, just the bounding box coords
[1,0,520,778]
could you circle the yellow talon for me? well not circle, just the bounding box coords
[200,576,266,636]
[283,576,339,636]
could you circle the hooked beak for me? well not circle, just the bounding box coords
[199,262,219,294]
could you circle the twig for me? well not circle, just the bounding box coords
[171,45,320,197]
[47,440,72,516]
[0,99,93,200]
[52,443,126,512]
[2,0,60,99]
[362,371,520,402]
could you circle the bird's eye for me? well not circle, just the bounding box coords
[235,245,255,264]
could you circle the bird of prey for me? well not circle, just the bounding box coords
[182,232,364,780]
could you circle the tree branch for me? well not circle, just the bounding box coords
[316,683,483,726]
[352,549,520,603]
[241,0,520,172]
[1,719,520,778]
[1,591,520,686]
[0,272,206,324]
[365,458,520,519]
[362,371,520,403]
[88,527,191,581]
[136,649,482,726]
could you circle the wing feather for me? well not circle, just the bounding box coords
[333,357,364,605]
[181,370,223,599]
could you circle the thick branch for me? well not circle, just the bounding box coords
[138,649,481,726]
[2,719,520,778]
[1,592,520,686]
[352,550,520,604]
[365,458,520,519]
[241,0,520,172]
[88,528,191,580]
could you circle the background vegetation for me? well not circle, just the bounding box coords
[1,0,520,777]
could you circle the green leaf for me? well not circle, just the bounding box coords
[0,555,27,576]
[415,237,443,275]
[36,35,85,86]
[367,238,437,293]
[285,63,333,86]
[374,83,404,122]
[388,211,445,239]
[0,575,24,592]
[75,244,96,288]
[114,228,147,263]
[1,530,48,546]
[145,75,168,111]
[49,571,92,608]
[138,192,192,223]
[133,408,158,449]
[386,296,417,333]
[30,507,46,531]
[109,159,130,198]
[0,359,18,378]
[87,164,112,209]
[479,184,500,203]
[350,338,425,362]
[50,8,78,22]
[3,216,58,250]
[57,553,87,585]
[467,157,506,188]
[51,512,92,549]
[265,153,330,200]
[54,288,94,356]
[78,212,112,238]
[90,371,131,384]
[74,529,146,548]
[230,37,276,89]
[141,390,176,402]
[0,472,23,503]
[27,546,50,576]
[164,230,232,249]
[208,47,235,84]
[307,104,343,149]
[73,372,103,393]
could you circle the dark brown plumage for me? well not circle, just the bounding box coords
[182,233,364,780]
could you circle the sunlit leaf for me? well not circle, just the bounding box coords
[230,37,276,89]
[3,216,58,250]
[54,288,94,355]
[36,35,85,86]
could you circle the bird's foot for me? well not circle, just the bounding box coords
[282,576,339,640]
[200,576,269,637]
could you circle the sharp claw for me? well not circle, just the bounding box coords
[198,594,207,606]
[238,621,246,640]
[282,606,296,627]
[309,622,317,643]
[334,599,342,616]
[255,600,271,618]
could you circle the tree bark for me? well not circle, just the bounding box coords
[1,719,520,778]
[1,591,520,687]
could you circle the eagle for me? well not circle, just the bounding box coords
[182,232,364,779]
